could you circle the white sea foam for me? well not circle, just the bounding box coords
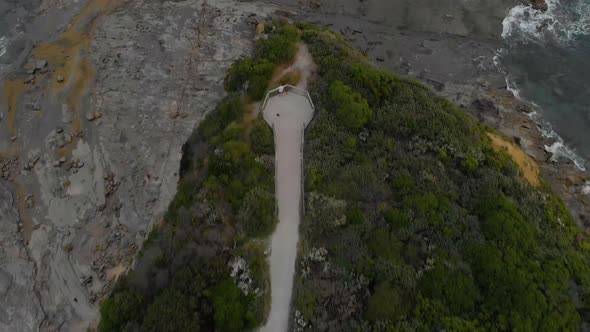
[505,76,522,100]
[498,0,590,171]
[544,141,587,171]
[502,0,590,44]
[503,76,587,171]
[0,36,7,58]
[498,0,590,172]
[535,117,587,171]
[502,2,557,39]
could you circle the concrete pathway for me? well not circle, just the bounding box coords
[260,90,314,332]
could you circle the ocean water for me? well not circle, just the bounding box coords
[500,0,590,171]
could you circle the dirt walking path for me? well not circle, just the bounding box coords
[260,44,316,332]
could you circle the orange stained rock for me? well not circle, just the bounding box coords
[2,80,28,137]
[16,182,33,243]
[32,0,117,90]
[31,0,119,156]
[488,132,541,187]
[0,146,20,158]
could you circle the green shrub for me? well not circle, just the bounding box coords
[383,208,410,230]
[239,187,276,237]
[391,172,415,195]
[256,25,300,64]
[239,243,268,283]
[440,317,483,332]
[408,193,448,226]
[166,181,195,224]
[224,59,274,100]
[343,135,357,152]
[250,118,274,155]
[154,255,167,269]
[212,279,247,332]
[225,25,300,100]
[438,149,449,162]
[330,80,372,130]
[419,263,479,315]
[346,208,365,225]
[209,140,253,179]
[477,195,536,251]
[366,283,407,321]
[367,227,402,263]
[213,122,246,145]
[141,290,201,332]
[462,155,479,173]
[295,289,317,322]
[98,289,145,332]
[307,167,321,190]
[227,179,248,209]
[199,95,243,140]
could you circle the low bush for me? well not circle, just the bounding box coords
[239,186,276,237]
[250,118,274,155]
[225,59,274,100]
[141,289,201,332]
[199,95,243,140]
[366,283,407,321]
[225,23,301,101]
[212,279,248,332]
[329,80,372,130]
[255,25,300,65]
[98,288,145,332]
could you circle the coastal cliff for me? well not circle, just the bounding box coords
[1,0,588,330]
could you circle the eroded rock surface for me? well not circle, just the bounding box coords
[0,0,274,330]
[0,185,43,332]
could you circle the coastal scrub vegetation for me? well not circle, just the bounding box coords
[295,24,590,331]
[97,21,297,332]
[225,24,300,100]
[98,21,590,332]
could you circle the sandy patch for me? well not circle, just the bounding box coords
[270,43,316,90]
[106,263,126,281]
[488,132,540,187]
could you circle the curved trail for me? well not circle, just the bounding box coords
[260,44,315,332]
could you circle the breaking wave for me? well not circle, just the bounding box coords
[502,0,590,44]
[502,75,587,171]
[499,0,589,171]
[0,36,7,58]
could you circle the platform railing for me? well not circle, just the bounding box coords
[261,84,315,112]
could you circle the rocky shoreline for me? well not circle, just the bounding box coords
[276,0,590,228]
[1,0,588,330]
[468,80,590,226]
